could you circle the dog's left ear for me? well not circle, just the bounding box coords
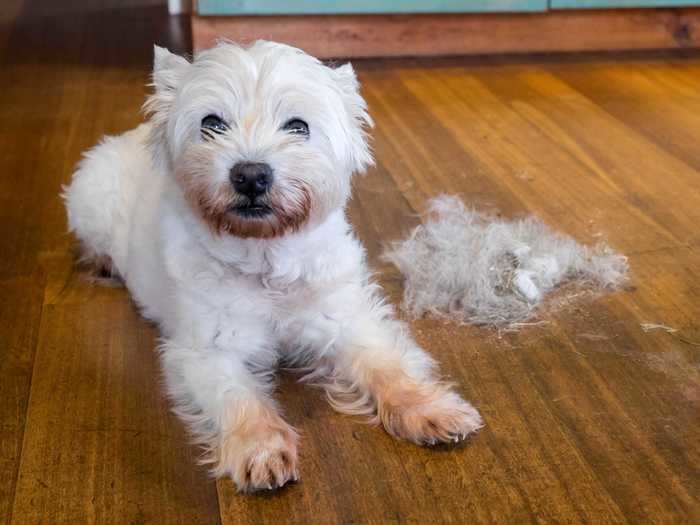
[332,63,375,174]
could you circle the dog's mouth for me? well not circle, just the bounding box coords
[229,202,273,219]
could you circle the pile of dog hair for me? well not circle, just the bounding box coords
[383,195,628,327]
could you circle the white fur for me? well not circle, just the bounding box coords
[63,41,482,492]
[383,195,629,327]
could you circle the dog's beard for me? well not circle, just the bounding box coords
[177,164,312,239]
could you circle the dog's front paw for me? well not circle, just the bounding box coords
[215,407,299,492]
[379,380,483,446]
[235,432,299,492]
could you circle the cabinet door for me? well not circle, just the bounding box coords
[551,1,700,7]
[197,1,548,16]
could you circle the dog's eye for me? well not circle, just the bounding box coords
[201,115,228,136]
[282,118,309,137]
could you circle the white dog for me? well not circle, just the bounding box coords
[63,41,483,492]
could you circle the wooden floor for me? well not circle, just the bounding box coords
[1,2,699,524]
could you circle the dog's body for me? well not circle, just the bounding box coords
[64,41,482,492]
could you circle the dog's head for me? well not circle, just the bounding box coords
[144,41,373,238]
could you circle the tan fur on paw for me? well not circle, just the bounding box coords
[233,431,298,492]
[377,376,483,445]
[214,400,299,492]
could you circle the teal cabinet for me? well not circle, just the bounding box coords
[197,0,700,16]
[197,1,548,15]
[551,1,699,7]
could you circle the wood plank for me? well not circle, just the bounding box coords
[361,65,676,254]
[9,255,221,524]
[478,67,700,247]
[545,58,700,179]
[0,276,44,524]
[360,69,529,216]
[192,9,700,58]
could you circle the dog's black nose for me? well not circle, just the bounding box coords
[230,162,273,199]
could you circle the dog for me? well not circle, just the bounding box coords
[63,41,483,492]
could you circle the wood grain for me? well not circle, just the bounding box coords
[0,276,44,524]
[0,2,220,524]
[192,9,700,58]
[9,256,220,524]
[1,1,699,524]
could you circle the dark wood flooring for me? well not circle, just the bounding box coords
[1,1,698,523]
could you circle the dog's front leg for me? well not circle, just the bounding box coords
[316,287,483,445]
[159,339,298,492]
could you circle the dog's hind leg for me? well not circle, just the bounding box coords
[63,124,151,280]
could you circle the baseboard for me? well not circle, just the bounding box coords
[192,8,700,58]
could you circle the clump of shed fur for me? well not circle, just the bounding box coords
[383,195,628,327]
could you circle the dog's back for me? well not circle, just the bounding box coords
[63,123,152,278]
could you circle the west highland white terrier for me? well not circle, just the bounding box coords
[63,41,483,492]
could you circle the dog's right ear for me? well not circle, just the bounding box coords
[152,45,190,95]
[144,47,190,167]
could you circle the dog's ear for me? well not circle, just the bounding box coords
[332,63,375,174]
[144,46,190,167]
[152,45,190,94]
